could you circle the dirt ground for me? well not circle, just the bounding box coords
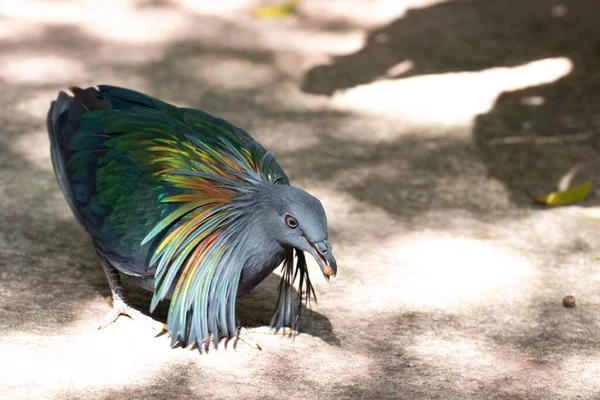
[2,0,600,399]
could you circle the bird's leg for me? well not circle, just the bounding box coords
[98,257,166,333]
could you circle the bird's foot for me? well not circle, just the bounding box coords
[98,294,167,333]
[244,326,297,336]
[235,324,298,350]
[236,326,262,351]
[97,255,167,333]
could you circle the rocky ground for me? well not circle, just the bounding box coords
[1,0,600,398]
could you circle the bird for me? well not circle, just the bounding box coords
[47,85,337,350]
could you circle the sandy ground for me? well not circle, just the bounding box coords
[2,0,600,398]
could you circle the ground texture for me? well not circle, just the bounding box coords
[1,0,600,399]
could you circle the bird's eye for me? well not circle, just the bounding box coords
[285,214,298,229]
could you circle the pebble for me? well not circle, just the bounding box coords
[563,295,576,308]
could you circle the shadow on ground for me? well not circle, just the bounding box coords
[122,272,340,346]
[302,0,600,206]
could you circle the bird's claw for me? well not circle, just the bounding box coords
[98,295,165,332]
[276,327,297,336]
[97,305,123,330]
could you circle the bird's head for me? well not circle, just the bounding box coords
[261,185,337,281]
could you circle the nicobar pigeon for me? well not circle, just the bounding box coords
[47,85,337,350]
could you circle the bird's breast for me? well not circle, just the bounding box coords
[237,247,285,297]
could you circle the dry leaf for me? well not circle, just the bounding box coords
[536,180,592,205]
[253,0,298,18]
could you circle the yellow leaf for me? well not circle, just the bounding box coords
[536,180,593,206]
[253,0,298,18]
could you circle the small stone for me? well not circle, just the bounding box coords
[563,295,576,308]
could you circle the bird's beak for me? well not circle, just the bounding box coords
[305,239,337,282]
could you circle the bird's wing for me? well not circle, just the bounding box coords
[49,85,289,346]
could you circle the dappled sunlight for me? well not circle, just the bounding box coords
[0,296,371,397]
[277,130,515,222]
[331,57,572,130]
[0,19,42,40]
[177,0,259,15]
[383,60,414,78]
[0,0,367,60]
[175,0,447,30]
[300,0,448,28]
[177,0,448,61]
[247,337,374,389]
[8,130,52,171]
[176,55,276,90]
[363,235,537,311]
[557,354,600,393]
[295,188,538,312]
[0,0,87,23]
[0,54,87,84]
[1,299,256,395]
[261,29,364,61]
[308,183,599,310]
[13,89,60,119]
[297,184,405,243]
[406,337,600,395]
[0,322,175,395]
[2,0,600,398]
[0,1,192,44]
[248,118,324,152]
[408,337,499,376]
